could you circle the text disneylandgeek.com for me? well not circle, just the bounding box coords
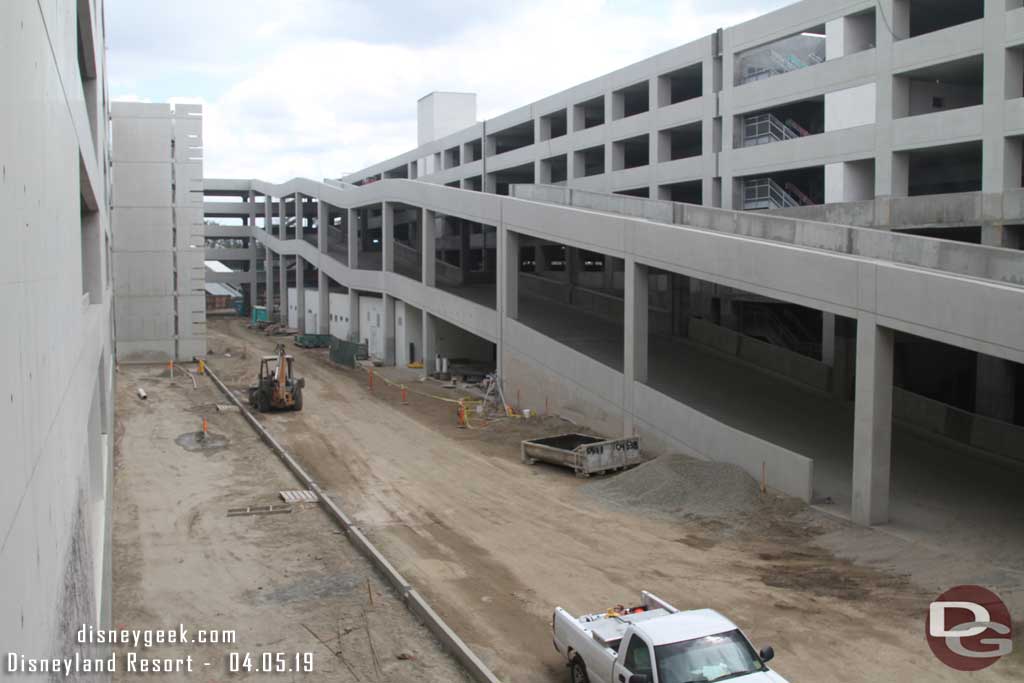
[6,625,315,676]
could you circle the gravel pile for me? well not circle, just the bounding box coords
[584,453,765,522]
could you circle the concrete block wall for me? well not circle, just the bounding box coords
[1,0,115,662]
[111,102,206,361]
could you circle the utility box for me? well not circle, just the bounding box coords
[521,433,644,478]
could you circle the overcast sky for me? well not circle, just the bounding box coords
[107,0,790,181]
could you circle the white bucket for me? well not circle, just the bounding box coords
[522,408,532,419]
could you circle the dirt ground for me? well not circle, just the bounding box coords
[202,317,1023,683]
[112,364,471,682]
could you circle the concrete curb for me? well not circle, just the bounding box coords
[204,365,503,683]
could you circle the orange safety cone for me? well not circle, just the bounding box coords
[457,402,467,428]
[368,367,374,390]
[401,385,408,405]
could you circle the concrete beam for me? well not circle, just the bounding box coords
[851,318,894,526]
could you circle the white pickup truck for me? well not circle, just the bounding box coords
[552,592,788,683]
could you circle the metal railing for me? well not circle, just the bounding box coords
[742,177,800,210]
[741,306,819,358]
[742,112,801,146]
[739,48,824,84]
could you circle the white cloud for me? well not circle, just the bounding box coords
[109,1,780,181]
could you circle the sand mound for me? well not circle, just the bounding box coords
[584,453,764,522]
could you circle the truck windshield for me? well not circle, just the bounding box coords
[654,630,763,683]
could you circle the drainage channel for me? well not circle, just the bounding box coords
[204,364,503,683]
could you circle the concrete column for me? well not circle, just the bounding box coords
[623,259,649,436]
[263,194,272,234]
[383,294,396,365]
[982,0,1010,195]
[294,192,304,242]
[295,256,306,333]
[348,290,361,343]
[318,199,328,254]
[279,254,288,324]
[422,208,436,286]
[504,230,519,320]
[822,312,836,366]
[873,0,901,199]
[278,196,287,237]
[382,201,394,272]
[247,191,257,314]
[422,310,436,378]
[851,318,894,526]
[566,247,578,293]
[459,219,471,280]
[265,249,275,319]
[347,208,358,269]
[318,270,329,335]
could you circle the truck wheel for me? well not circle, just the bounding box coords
[570,658,589,683]
[292,387,303,411]
[257,391,270,413]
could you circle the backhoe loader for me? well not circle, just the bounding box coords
[248,344,305,411]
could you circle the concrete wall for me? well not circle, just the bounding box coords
[286,287,320,333]
[111,102,206,361]
[360,296,386,359]
[396,301,424,366]
[1,0,115,662]
[328,292,353,340]
[418,92,477,147]
[687,318,833,393]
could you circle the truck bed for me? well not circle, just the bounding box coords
[552,592,679,683]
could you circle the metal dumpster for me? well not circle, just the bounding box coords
[521,433,644,477]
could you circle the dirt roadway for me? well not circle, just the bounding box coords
[207,318,1023,683]
[112,364,471,682]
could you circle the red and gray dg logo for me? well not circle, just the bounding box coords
[926,585,1013,671]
